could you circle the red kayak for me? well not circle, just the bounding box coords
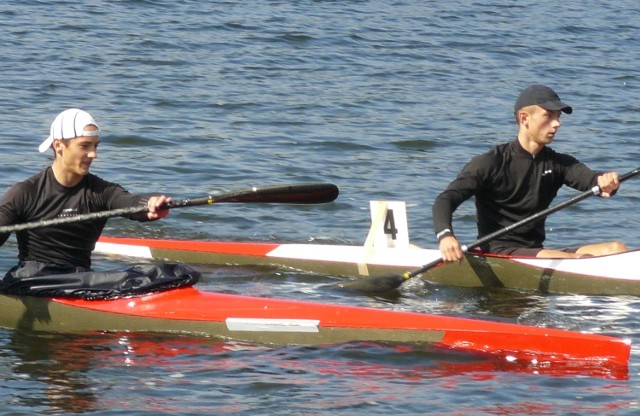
[0,286,627,378]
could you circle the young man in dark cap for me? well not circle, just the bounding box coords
[432,84,627,263]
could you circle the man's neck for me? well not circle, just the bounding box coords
[516,135,544,156]
[51,161,84,187]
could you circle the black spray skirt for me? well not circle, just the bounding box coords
[0,261,201,300]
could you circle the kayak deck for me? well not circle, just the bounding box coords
[95,236,640,295]
[0,287,630,376]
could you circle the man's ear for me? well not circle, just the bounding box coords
[516,110,529,127]
[53,139,64,156]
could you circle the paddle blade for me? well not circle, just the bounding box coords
[213,183,339,205]
[335,273,407,294]
[335,257,443,295]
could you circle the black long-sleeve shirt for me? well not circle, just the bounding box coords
[432,139,598,251]
[0,167,149,268]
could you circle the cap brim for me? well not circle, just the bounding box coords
[540,100,573,114]
[38,136,54,153]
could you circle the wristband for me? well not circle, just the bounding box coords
[436,228,453,241]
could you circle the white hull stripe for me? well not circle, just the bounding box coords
[513,251,640,280]
[267,244,438,268]
[226,318,320,333]
[94,242,153,259]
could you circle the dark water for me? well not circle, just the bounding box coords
[1,0,639,414]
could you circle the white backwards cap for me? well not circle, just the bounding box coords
[39,108,100,153]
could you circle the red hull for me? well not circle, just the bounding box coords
[53,287,630,371]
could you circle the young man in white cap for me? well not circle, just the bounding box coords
[432,84,627,263]
[0,108,173,276]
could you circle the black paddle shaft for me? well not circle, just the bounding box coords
[0,183,339,234]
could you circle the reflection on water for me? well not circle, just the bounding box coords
[0,329,632,413]
[6,331,100,413]
[469,289,550,321]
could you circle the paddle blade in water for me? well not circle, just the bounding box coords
[336,274,407,294]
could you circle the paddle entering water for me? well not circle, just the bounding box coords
[338,167,640,294]
[0,183,339,234]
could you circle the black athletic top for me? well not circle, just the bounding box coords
[0,167,149,268]
[432,139,599,251]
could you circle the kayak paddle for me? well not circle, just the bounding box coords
[337,167,640,294]
[0,183,339,234]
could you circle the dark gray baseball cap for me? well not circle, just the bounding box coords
[514,84,573,114]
